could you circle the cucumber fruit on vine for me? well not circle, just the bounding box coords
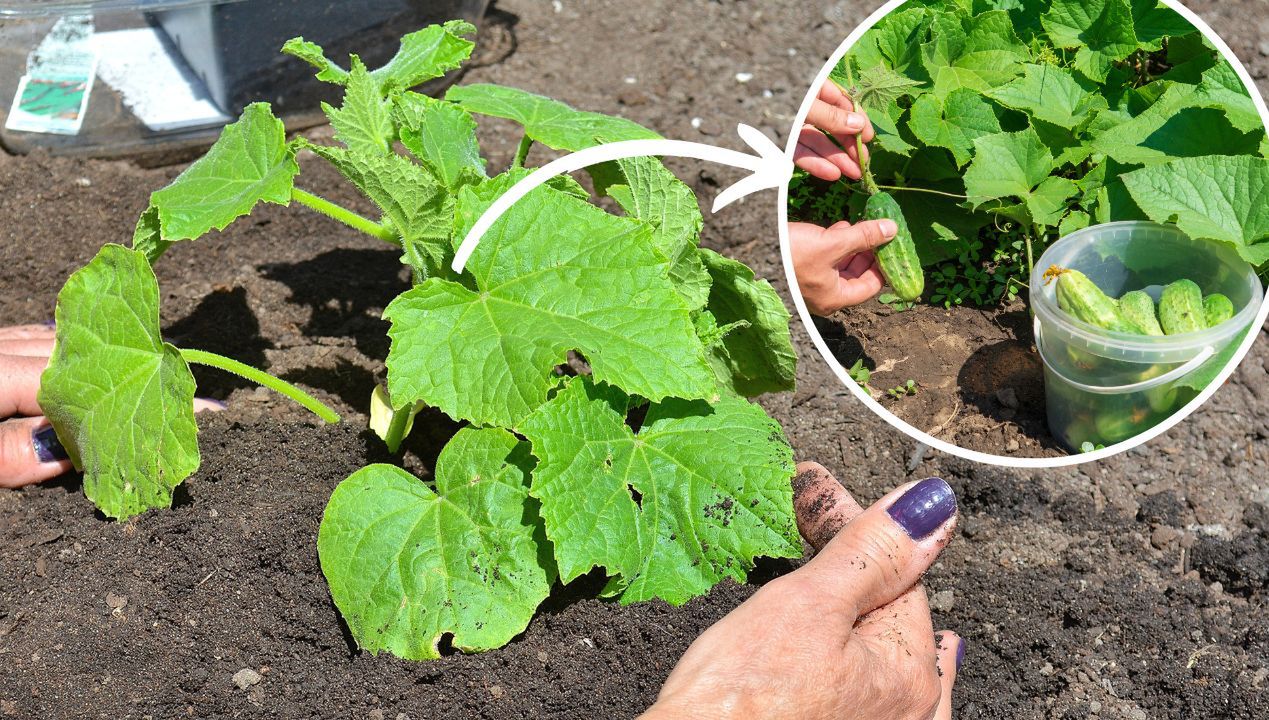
[865,192,924,302]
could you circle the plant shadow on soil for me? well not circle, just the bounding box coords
[823,296,1069,458]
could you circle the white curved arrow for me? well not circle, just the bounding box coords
[451,124,791,273]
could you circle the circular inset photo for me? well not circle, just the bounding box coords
[782,0,1269,466]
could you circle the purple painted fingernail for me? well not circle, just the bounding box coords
[887,477,957,539]
[33,425,68,463]
[956,638,966,671]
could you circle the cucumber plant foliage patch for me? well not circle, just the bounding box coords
[791,0,1269,293]
[38,22,799,659]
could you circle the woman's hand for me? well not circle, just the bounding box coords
[642,463,962,720]
[0,324,72,487]
[790,219,896,316]
[795,81,876,182]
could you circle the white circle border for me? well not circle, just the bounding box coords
[777,0,1269,469]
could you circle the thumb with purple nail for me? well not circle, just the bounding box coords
[0,323,224,488]
[640,462,962,720]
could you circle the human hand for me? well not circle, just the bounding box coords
[790,220,896,316]
[642,463,962,720]
[0,324,73,487]
[0,324,223,488]
[795,81,876,182]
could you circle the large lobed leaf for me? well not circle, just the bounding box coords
[520,378,799,605]
[446,83,660,151]
[588,155,711,310]
[384,180,717,429]
[1122,155,1269,266]
[135,104,298,261]
[963,128,1076,226]
[319,427,553,660]
[38,245,200,520]
[1042,0,1139,82]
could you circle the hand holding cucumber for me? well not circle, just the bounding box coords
[790,219,899,316]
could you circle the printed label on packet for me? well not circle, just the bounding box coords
[5,15,97,136]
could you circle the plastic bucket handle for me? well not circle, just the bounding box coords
[1033,318,1215,395]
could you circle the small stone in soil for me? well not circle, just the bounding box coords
[368,710,384,720]
[489,685,505,699]
[232,668,262,690]
[105,592,127,610]
[929,590,955,612]
[1006,439,1020,453]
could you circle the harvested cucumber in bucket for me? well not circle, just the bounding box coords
[1031,222,1263,452]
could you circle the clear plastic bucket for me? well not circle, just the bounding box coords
[1030,221,1263,451]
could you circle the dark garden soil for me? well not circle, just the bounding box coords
[1,1,1267,719]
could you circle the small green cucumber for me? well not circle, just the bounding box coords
[1158,279,1206,335]
[1203,293,1235,328]
[1117,290,1163,336]
[1044,266,1134,333]
[865,191,924,302]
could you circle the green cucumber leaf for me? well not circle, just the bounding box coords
[908,88,1002,166]
[323,57,393,155]
[1091,77,1263,165]
[394,92,487,189]
[588,155,710,310]
[1131,0,1194,51]
[869,101,918,157]
[301,141,453,280]
[1191,61,1262,134]
[385,181,717,429]
[853,65,927,111]
[144,104,298,249]
[38,245,199,520]
[922,10,1027,98]
[964,128,1072,225]
[319,427,553,661]
[1122,155,1269,266]
[285,20,475,93]
[131,205,170,264]
[984,63,1105,130]
[446,83,660,151]
[1042,0,1139,82]
[371,20,477,93]
[698,249,797,398]
[520,378,799,605]
[280,37,348,85]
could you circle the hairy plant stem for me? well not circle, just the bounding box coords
[179,348,341,424]
[874,183,968,200]
[512,135,533,169]
[291,188,399,246]
[382,399,412,454]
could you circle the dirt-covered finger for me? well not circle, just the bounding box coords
[933,630,962,720]
[0,418,73,488]
[792,461,864,551]
[0,353,51,418]
[797,477,958,619]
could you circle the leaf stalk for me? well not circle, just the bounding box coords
[291,188,400,246]
[179,348,341,424]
